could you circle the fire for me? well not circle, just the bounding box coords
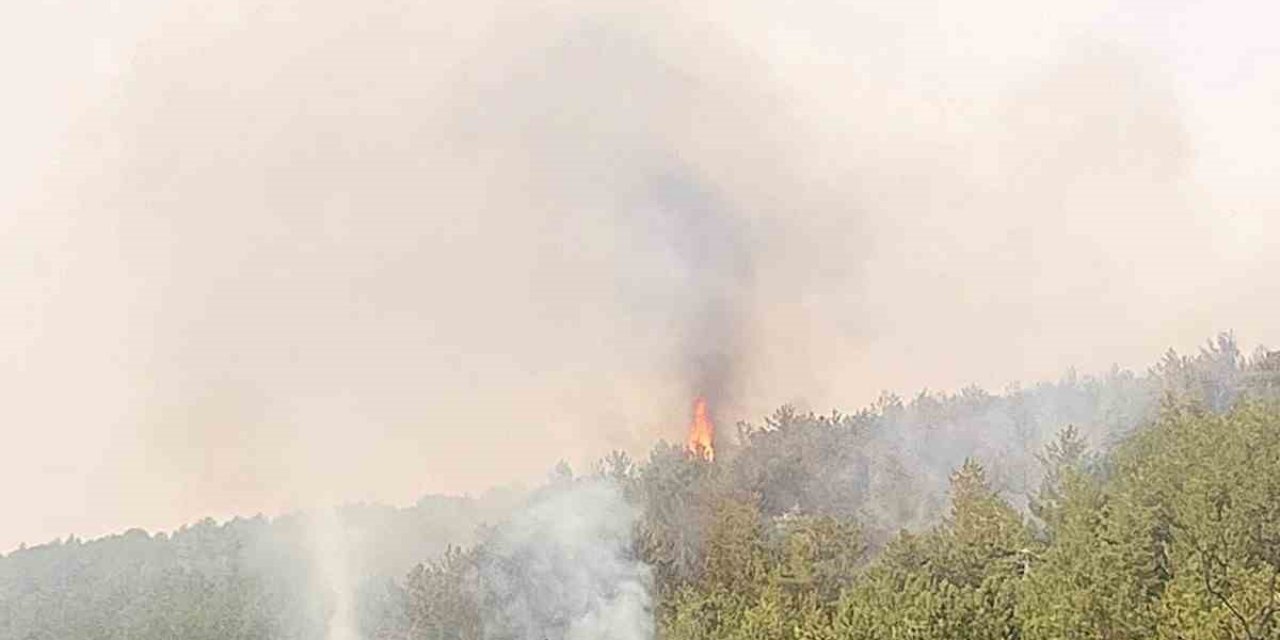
[686,396,715,461]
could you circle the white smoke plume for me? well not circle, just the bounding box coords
[480,479,653,640]
[306,506,361,640]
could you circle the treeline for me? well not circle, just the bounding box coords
[0,495,516,639]
[406,334,1280,639]
[682,398,1280,639]
[3,334,1279,639]
[646,402,1280,639]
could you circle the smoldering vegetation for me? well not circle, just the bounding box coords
[477,480,653,640]
[4,335,1279,639]
[4,0,1280,638]
[10,0,1279,560]
[0,493,519,639]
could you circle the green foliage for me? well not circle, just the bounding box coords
[772,515,865,601]
[732,407,868,518]
[660,398,1280,640]
[1019,403,1280,640]
[0,499,499,640]
[1018,434,1159,639]
[831,460,1031,640]
[631,442,724,598]
[701,499,769,594]
[5,335,1280,639]
[1028,424,1090,532]
[1126,403,1280,639]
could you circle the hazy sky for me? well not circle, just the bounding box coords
[2,0,1278,552]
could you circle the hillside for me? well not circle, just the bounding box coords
[3,334,1279,639]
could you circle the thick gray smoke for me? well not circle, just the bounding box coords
[640,173,754,419]
[5,0,1280,573]
[480,479,652,640]
[4,1,1279,638]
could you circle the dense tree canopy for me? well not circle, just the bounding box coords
[4,334,1279,639]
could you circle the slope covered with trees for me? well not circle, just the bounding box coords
[0,495,517,639]
[4,334,1279,639]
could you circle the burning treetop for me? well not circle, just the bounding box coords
[686,397,715,462]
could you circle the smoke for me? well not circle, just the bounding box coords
[4,0,1280,559]
[306,507,360,640]
[0,4,1278,638]
[639,172,754,417]
[480,479,652,640]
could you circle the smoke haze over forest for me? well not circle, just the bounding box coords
[3,0,1280,558]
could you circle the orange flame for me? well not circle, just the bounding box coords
[686,397,715,462]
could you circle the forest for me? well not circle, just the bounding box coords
[4,334,1280,639]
